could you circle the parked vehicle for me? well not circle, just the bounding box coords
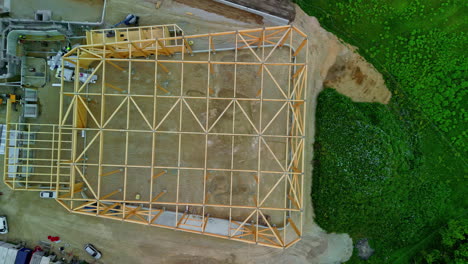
[55,67,98,83]
[39,191,57,199]
[0,242,19,263]
[84,244,101,259]
[0,216,8,234]
[14,248,33,264]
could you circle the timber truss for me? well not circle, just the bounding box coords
[3,24,308,248]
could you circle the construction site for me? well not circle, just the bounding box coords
[0,0,366,263]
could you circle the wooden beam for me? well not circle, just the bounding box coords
[292,65,305,79]
[204,192,211,204]
[100,168,123,177]
[134,213,147,222]
[209,63,214,74]
[58,183,84,198]
[99,202,120,215]
[100,188,122,200]
[207,88,215,95]
[209,36,216,54]
[105,82,125,92]
[272,226,283,245]
[184,38,193,55]
[157,62,169,73]
[76,96,88,129]
[176,211,188,227]
[292,101,304,108]
[152,170,167,179]
[258,233,278,246]
[105,45,125,58]
[252,174,259,184]
[150,209,164,224]
[202,214,210,232]
[278,28,291,47]
[151,190,167,203]
[256,65,263,78]
[58,187,82,198]
[156,84,170,94]
[73,200,97,211]
[293,39,307,57]
[62,158,85,163]
[287,193,300,209]
[287,217,301,236]
[256,88,262,97]
[125,205,142,219]
[131,42,149,57]
[107,61,125,71]
[259,210,283,246]
[157,40,171,55]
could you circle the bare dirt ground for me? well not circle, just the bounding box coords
[0,0,392,263]
[323,50,391,104]
[77,48,292,226]
[292,7,391,104]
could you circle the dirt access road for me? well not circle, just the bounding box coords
[0,0,392,263]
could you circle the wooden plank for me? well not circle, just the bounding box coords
[150,210,164,224]
[105,83,125,92]
[107,61,125,71]
[76,96,88,128]
[152,170,167,179]
[100,168,123,177]
[287,217,301,236]
[151,190,167,203]
[176,211,188,227]
[99,202,120,215]
[100,188,122,200]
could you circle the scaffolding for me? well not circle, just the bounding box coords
[2,24,308,248]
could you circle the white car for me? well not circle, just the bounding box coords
[0,216,8,234]
[39,191,57,198]
[84,244,102,259]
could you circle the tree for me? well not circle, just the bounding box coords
[423,219,468,263]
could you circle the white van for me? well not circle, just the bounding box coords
[0,216,8,234]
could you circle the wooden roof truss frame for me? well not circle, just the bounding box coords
[2,25,307,248]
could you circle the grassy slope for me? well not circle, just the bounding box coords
[295,0,467,263]
[296,0,467,150]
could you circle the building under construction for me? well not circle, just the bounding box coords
[1,23,307,248]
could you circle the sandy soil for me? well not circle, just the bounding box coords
[292,8,391,104]
[323,50,391,104]
[0,0,394,263]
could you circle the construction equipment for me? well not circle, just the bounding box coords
[0,94,18,105]
[114,14,139,27]
[106,14,140,37]
[55,67,98,83]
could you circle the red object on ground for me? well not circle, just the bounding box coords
[47,236,60,242]
[33,246,42,253]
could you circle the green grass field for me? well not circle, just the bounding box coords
[295,0,467,262]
